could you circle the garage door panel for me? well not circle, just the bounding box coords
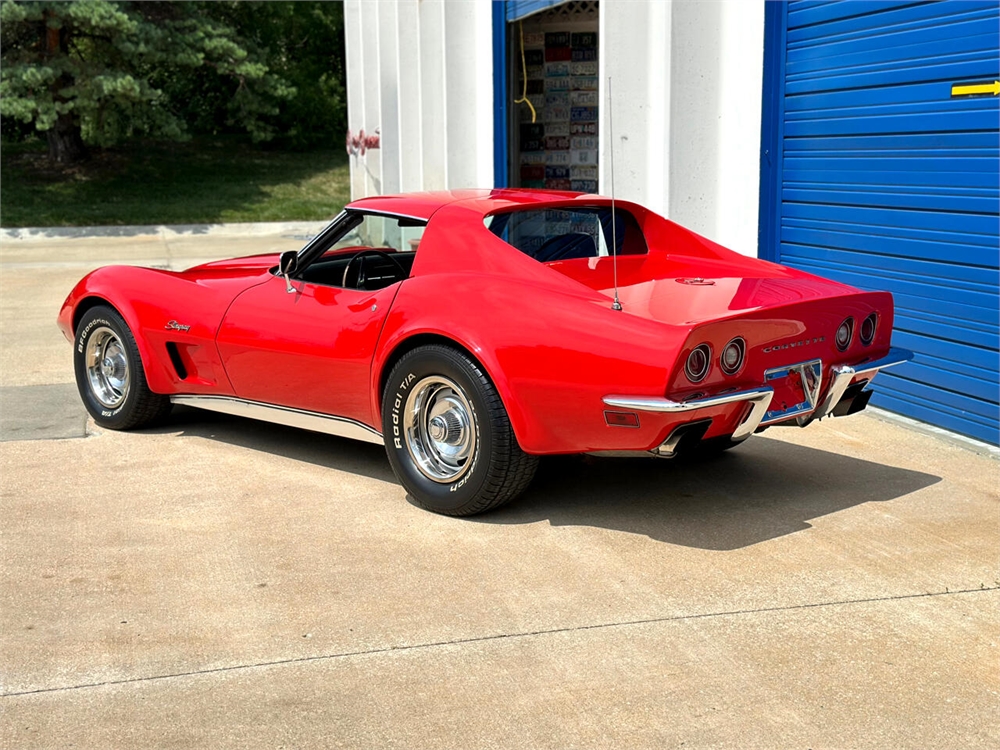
[787,0,927,29]
[782,220,999,263]
[782,203,999,236]
[779,238,997,285]
[767,0,999,443]
[790,15,994,55]
[787,1,993,44]
[892,324,998,364]
[783,185,998,213]
[785,182,996,198]
[786,80,997,113]
[875,373,999,425]
[785,167,997,192]
[897,311,998,349]
[783,215,998,249]
[871,390,998,445]
[785,59,997,95]
[894,339,1000,382]
[898,353,1000,403]
[787,26,996,76]
[783,131,999,152]
[783,108,999,137]
[783,155,996,173]
[781,244,998,292]
[785,96,995,123]
[784,259,997,325]
[891,328,998,374]
[892,333,998,381]
[785,168,996,191]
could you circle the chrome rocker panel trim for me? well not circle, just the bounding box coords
[603,387,775,445]
[170,395,385,445]
[808,346,914,424]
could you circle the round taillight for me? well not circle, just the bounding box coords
[720,337,746,375]
[860,313,877,346]
[685,344,711,383]
[836,317,854,351]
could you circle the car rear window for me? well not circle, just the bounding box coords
[485,207,648,262]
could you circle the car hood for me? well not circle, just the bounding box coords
[176,253,281,280]
[546,252,860,326]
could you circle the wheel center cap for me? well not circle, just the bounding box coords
[428,416,448,441]
[102,358,114,376]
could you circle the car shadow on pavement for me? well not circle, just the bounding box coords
[481,437,941,549]
[151,409,940,550]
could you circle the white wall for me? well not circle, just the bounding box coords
[669,0,765,256]
[599,0,672,215]
[344,0,494,200]
[601,0,764,256]
[344,0,764,256]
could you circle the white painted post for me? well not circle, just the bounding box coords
[419,0,448,190]
[396,0,424,192]
[377,0,401,196]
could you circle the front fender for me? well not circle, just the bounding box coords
[58,266,241,395]
[59,268,180,393]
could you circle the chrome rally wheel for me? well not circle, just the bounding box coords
[382,344,538,516]
[404,376,477,483]
[84,326,131,408]
[73,305,171,430]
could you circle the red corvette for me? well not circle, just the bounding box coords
[58,189,911,515]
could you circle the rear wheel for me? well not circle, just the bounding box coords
[382,345,538,516]
[74,305,171,430]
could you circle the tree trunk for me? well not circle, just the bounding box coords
[43,11,87,164]
[46,113,88,164]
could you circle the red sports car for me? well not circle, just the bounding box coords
[58,189,911,515]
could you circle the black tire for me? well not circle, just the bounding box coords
[74,305,172,430]
[382,345,538,516]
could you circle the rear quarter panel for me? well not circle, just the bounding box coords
[374,273,692,454]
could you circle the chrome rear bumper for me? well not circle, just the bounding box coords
[806,346,913,424]
[603,387,774,443]
[603,346,913,456]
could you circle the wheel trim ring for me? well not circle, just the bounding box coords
[403,375,477,484]
[85,326,130,408]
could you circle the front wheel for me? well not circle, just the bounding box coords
[382,345,538,516]
[74,305,172,430]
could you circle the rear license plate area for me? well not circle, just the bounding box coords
[763,359,823,424]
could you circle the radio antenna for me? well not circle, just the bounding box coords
[608,76,622,312]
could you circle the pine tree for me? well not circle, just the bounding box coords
[0,0,294,162]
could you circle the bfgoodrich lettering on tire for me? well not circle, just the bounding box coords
[74,305,171,430]
[382,344,538,516]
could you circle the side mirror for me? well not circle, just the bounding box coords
[279,250,298,293]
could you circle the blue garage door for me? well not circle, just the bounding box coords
[760,0,1000,445]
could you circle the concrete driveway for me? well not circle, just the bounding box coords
[1,227,997,749]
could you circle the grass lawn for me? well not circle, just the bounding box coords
[0,138,351,227]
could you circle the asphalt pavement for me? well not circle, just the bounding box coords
[1,224,997,749]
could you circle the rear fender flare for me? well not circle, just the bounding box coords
[372,328,531,451]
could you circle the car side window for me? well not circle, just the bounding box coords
[326,213,426,256]
[297,212,426,290]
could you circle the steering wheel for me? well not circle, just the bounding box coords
[342,249,406,290]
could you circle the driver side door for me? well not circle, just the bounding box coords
[215,275,398,426]
[215,211,423,427]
